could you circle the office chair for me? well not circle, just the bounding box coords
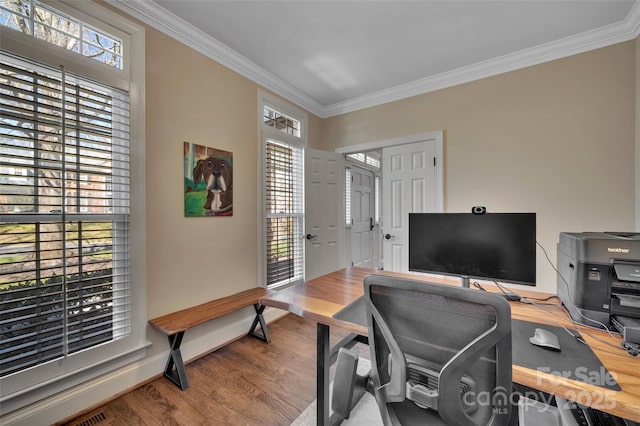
[333,274,515,425]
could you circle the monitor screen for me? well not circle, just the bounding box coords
[408,212,536,286]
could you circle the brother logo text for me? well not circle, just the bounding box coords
[608,247,630,253]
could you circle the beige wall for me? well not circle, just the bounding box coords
[308,112,326,149]
[323,42,636,293]
[144,28,324,354]
[147,30,258,318]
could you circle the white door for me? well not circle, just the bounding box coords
[382,141,438,272]
[305,149,345,280]
[350,165,374,268]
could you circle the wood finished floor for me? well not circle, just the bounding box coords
[61,314,358,426]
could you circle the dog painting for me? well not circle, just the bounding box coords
[184,142,233,216]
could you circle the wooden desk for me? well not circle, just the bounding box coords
[261,267,640,424]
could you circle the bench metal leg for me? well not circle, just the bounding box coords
[249,303,270,343]
[164,332,189,390]
[162,304,268,391]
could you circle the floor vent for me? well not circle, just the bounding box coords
[75,412,106,426]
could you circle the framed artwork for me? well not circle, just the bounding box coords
[184,142,233,216]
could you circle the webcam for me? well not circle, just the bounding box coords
[472,206,487,215]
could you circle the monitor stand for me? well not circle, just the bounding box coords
[461,276,470,288]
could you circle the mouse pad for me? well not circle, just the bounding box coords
[512,319,620,391]
[333,299,620,391]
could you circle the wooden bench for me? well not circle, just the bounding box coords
[148,287,270,390]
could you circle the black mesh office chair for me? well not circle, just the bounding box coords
[333,274,514,425]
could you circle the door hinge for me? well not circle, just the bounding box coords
[433,157,436,167]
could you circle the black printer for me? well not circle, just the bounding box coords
[557,232,640,345]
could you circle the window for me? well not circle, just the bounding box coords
[347,151,380,170]
[345,151,381,229]
[366,155,381,169]
[346,152,365,163]
[345,167,351,226]
[0,0,123,69]
[0,51,130,385]
[0,0,144,414]
[259,92,306,288]
[374,175,380,223]
[264,140,304,286]
[263,106,300,137]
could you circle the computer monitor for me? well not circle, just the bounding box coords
[408,212,536,288]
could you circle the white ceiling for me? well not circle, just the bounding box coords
[109,0,640,118]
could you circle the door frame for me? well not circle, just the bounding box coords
[335,130,444,212]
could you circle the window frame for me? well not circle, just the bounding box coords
[0,0,132,91]
[0,0,146,415]
[345,166,352,227]
[0,0,125,71]
[374,174,381,224]
[257,90,307,289]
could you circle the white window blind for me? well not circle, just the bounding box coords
[366,153,380,169]
[347,151,380,170]
[345,167,351,226]
[264,139,303,287]
[374,175,380,223]
[347,153,365,163]
[0,54,131,377]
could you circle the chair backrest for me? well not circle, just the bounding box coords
[364,274,513,426]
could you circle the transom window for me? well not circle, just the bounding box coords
[0,0,123,69]
[263,105,300,137]
[347,151,381,169]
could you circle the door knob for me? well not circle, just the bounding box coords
[306,234,318,240]
[384,234,394,240]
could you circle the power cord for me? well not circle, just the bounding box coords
[536,240,616,334]
[472,281,487,291]
[484,280,629,354]
[474,240,634,357]
[492,281,521,302]
[474,280,520,301]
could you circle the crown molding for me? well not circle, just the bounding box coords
[324,2,640,117]
[104,0,326,117]
[106,0,640,119]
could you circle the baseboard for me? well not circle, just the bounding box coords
[1,307,288,426]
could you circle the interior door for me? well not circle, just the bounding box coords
[350,165,374,268]
[382,141,437,272]
[305,149,345,280]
